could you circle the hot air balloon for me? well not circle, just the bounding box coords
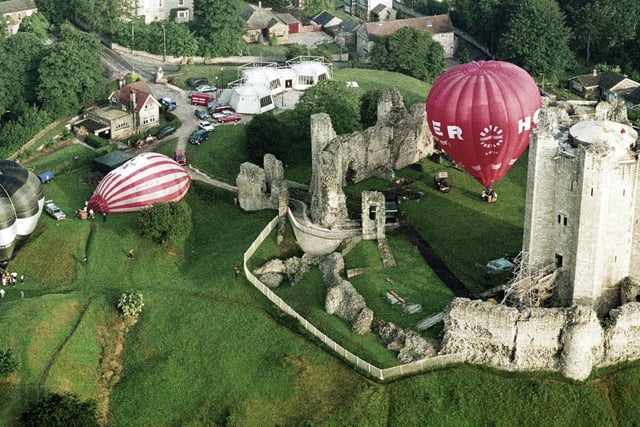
[425,61,541,199]
[88,152,191,214]
[0,160,45,265]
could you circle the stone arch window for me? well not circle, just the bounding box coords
[345,162,356,186]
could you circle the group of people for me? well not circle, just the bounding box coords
[0,271,25,300]
[1,270,22,287]
[75,202,107,222]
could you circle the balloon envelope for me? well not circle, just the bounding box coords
[0,160,45,264]
[425,61,541,188]
[88,152,191,214]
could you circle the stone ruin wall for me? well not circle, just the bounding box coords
[440,298,640,380]
[309,87,435,228]
[236,153,288,214]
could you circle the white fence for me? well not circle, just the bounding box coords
[243,217,465,380]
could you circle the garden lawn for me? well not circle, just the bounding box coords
[333,68,431,108]
[3,69,640,426]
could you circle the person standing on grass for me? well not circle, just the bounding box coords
[233,266,240,278]
[0,288,4,300]
[20,290,24,299]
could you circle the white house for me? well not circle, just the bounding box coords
[0,0,37,35]
[134,0,193,24]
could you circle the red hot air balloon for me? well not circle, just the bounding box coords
[425,61,541,195]
[88,152,191,214]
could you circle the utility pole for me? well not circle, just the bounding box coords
[162,24,167,62]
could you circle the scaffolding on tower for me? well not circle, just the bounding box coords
[501,252,558,309]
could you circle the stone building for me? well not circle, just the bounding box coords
[0,0,37,35]
[356,15,456,60]
[523,112,640,315]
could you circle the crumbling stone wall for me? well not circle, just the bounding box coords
[319,252,374,335]
[440,298,640,381]
[237,154,288,214]
[309,87,435,227]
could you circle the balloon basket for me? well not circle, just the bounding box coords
[481,188,497,203]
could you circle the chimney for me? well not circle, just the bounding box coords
[258,1,262,7]
[129,89,137,111]
[593,69,597,76]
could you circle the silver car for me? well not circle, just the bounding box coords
[45,200,66,220]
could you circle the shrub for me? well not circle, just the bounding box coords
[117,291,144,320]
[136,201,192,244]
[0,348,18,377]
[21,392,99,427]
[85,133,110,149]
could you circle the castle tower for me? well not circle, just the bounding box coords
[524,120,639,314]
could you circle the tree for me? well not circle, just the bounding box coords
[371,27,445,82]
[286,44,309,60]
[18,13,50,41]
[37,23,109,117]
[0,32,47,113]
[569,0,640,65]
[21,393,99,427]
[300,0,333,17]
[245,113,286,164]
[497,0,573,79]
[293,80,361,137]
[136,202,192,244]
[360,89,383,129]
[0,348,18,377]
[191,0,244,56]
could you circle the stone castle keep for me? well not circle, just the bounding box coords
[239,93,640,381]
[524,114,640,314]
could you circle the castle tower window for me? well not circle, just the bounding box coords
[555,254,563,268]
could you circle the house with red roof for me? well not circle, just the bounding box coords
[356,14,456,60]
[77,81,161,141]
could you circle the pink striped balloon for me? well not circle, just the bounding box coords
[88,152,191,214]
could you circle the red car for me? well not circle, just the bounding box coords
[174,149,186,165]
[217,113,241,123]
[210,104,233,114]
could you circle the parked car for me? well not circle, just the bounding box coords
[199,121,215,132]
[485,257,516,277]
[434,171,450,193]
[217,113,241,123]
[159,97,177,110]
[174,149,186,165]
[187,77,208,87]
[196,84,217,93]
[194,108,209,120]
[45,200,66,220]
[209,104,233,114]
[157,126,176,139]
[189,129,208,145]
[37,171,54,184]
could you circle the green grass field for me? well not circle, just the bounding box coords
[3,67,640,426]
